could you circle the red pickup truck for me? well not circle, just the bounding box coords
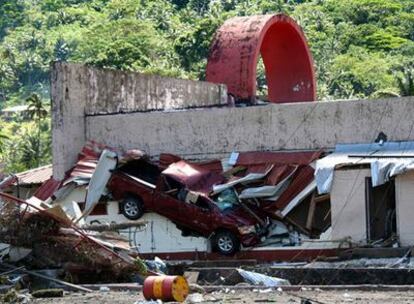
[107,159,267,255]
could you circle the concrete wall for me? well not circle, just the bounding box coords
[330,169,370,243]
[86,96,414,159]
[52,62,414,180]
[51,62,227,179]
[396,171,414,246]
[51,63,89,180]
[87,208,208,254]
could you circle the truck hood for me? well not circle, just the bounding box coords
[221,207,261,226]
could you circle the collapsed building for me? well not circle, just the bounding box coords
[1,14,414,271]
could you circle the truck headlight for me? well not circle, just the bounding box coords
[238,225,256,235]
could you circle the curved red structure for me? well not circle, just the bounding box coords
[206,14,316,103]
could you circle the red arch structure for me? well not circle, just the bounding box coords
[206,14,316,103]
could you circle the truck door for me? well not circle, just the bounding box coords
[152,176,183,221]
[179,195,212,234]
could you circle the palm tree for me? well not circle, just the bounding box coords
[26,93,48,167]
[396,66,414,97]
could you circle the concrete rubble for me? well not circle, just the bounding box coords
[2,141,413,302]
[0,141,328,302]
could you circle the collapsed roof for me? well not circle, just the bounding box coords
[316,141,414,194]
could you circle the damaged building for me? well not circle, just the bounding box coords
[2,14,414,267]
[316,141,414,247]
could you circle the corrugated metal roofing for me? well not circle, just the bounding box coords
[15,164,53,185]
[33,178,62,200]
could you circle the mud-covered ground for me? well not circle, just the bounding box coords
[32,289,414,303]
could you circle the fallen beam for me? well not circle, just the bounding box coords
[81,221,147,232]
[1,263,93,293]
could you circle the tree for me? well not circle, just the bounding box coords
[396,66,414,97]
[26,93,48,167]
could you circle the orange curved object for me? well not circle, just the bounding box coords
[206,14,316,103]
[143,275,189,302]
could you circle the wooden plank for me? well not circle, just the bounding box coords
[314,194,329,203]
[306,193,317,230]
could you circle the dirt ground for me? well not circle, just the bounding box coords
[31,289,414,304]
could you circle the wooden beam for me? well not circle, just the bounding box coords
[306,193,317,230]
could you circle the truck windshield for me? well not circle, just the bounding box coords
[213,188,239,212]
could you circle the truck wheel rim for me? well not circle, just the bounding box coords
[125,201,138,216]
[218,236,233,252]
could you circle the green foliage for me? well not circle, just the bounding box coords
[0,117,51,173]
[0,0,413,172]
[396,65,414,97]
[0,0,25,39]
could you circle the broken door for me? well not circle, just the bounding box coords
[365,178,396,243]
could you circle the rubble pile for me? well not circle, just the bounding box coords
[0,141,334,301]
[0,193,144,283]
[1,141,333,259]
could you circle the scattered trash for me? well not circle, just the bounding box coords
[134,300,163,304]
[237,269,290,287]
[189,283,205,294]
[259,288,273,293]
[186,293,205,303]
[99,286,110,292]
[145,257,167,274]
[1,289,32,303]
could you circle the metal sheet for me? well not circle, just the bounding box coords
[33,178,62,201]
[239,167,297,200]
[263,165,315,212]
[281,180,316,217]
[236,151,322,166]
[83,149,118,218]
[212,165,273,194]
[315,141,414,194]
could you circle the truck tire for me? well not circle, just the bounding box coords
[212,230,240,256]
[120,196,144,220]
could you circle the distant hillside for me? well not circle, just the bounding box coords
[0,0,413,106]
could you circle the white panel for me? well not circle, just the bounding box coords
[395,171,414,246]
[86,202,208,254]
[330,169,371,243]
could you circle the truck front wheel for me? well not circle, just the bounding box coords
[120,196,144,220]
[212,230,240,256]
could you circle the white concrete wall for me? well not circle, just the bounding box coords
[87,211,208,254]
[330,169,370,243]
[87,206,208,254]
[395,171,414,246]
[53,186,208,253]
[52,62,414,179]
[87,96,414,160]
